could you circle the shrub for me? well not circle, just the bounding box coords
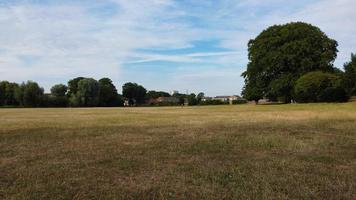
[294,71,348,103]
[232,99,248,104]
[199,100,229,105]
[318,87,348,102]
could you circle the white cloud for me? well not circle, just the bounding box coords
[0,0,355,95]
[0,0,197,86]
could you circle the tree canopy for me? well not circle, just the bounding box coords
[294,71,348,103]
[343,53,356,96]
[146,90,171,99]
[15,81,44,107]
[51,84,68,97]
[0,81,19,106]
[242,22,338,103]
[67,77,85,97]
[122,82,147,105]
[77,78,100,107]
[98,78,122,107]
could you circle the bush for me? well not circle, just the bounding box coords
[294,71,348,103]
[199,100,229,105]
[149,102,179,107]
[232,99,248,104]
[318,87,348,102]
[46,96,68,107]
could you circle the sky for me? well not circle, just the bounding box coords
[0,0,355,96]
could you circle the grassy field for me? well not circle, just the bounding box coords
[0,103,355,199]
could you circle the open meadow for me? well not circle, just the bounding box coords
[1,103,356,199]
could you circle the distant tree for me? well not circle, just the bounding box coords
[294,71,348,103]
[77,78,100,107]
[1,81,20,106]
[67,77,85,97]
[146,90,170,99]
[15,81,44,107]
[49,84,68,107]
[241,80,263,104]
[171,92,186,105]
[242,22,338,103]
[51,84,68,97]
[0,81,5,105]
[98,78,122,106]
[122,82,147,105]
[200,99,228,105]
[196,92,205,103]
[343,53,356,96]
[5,82,17,106]
[187,93,198,105]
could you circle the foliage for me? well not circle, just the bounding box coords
[0,81,5,105]
[150,102,179,107]
[0,81,19,106]
[15,81,44,107]
[232,99,248,104]
[171,92,187,105]
[122,82,147,105]
[67,77,85,97]
[40,95,66,107]
[343,53,356,96]
[294,71,348,103]
[241,80,264,104]
[242,22,338,103]
[187,93,198,105]
[69,95,81,107]
[48,84,69,107]
[196,92,205,104]
[51,84,68,97]
[99,78,122,107]
[77,78,100,107]
[199,99,229,105]
[146,90,171,99]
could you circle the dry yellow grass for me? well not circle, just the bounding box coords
[1,103,356,199]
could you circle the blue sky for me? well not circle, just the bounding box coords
[0,0,355,96]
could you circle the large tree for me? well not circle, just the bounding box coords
[15,81,44,107]
[98,78,121,106]
[67,77,85,97]
[242,22,338,103]
[343,53,356,96]
[0,81,19,106]
[122,82,147,105]
[77,78,100,107]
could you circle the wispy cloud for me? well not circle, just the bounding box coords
[125,51,244,64]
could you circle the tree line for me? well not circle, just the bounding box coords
[2,22,355,107]
[0,78,210,107]
[242,22,356,103]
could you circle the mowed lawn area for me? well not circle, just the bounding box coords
[0,104,355,199]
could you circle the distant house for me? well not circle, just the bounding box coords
[201,97,212,102]
[147,96,180,106]
[213,95,243,104]
[156,97,180,104]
